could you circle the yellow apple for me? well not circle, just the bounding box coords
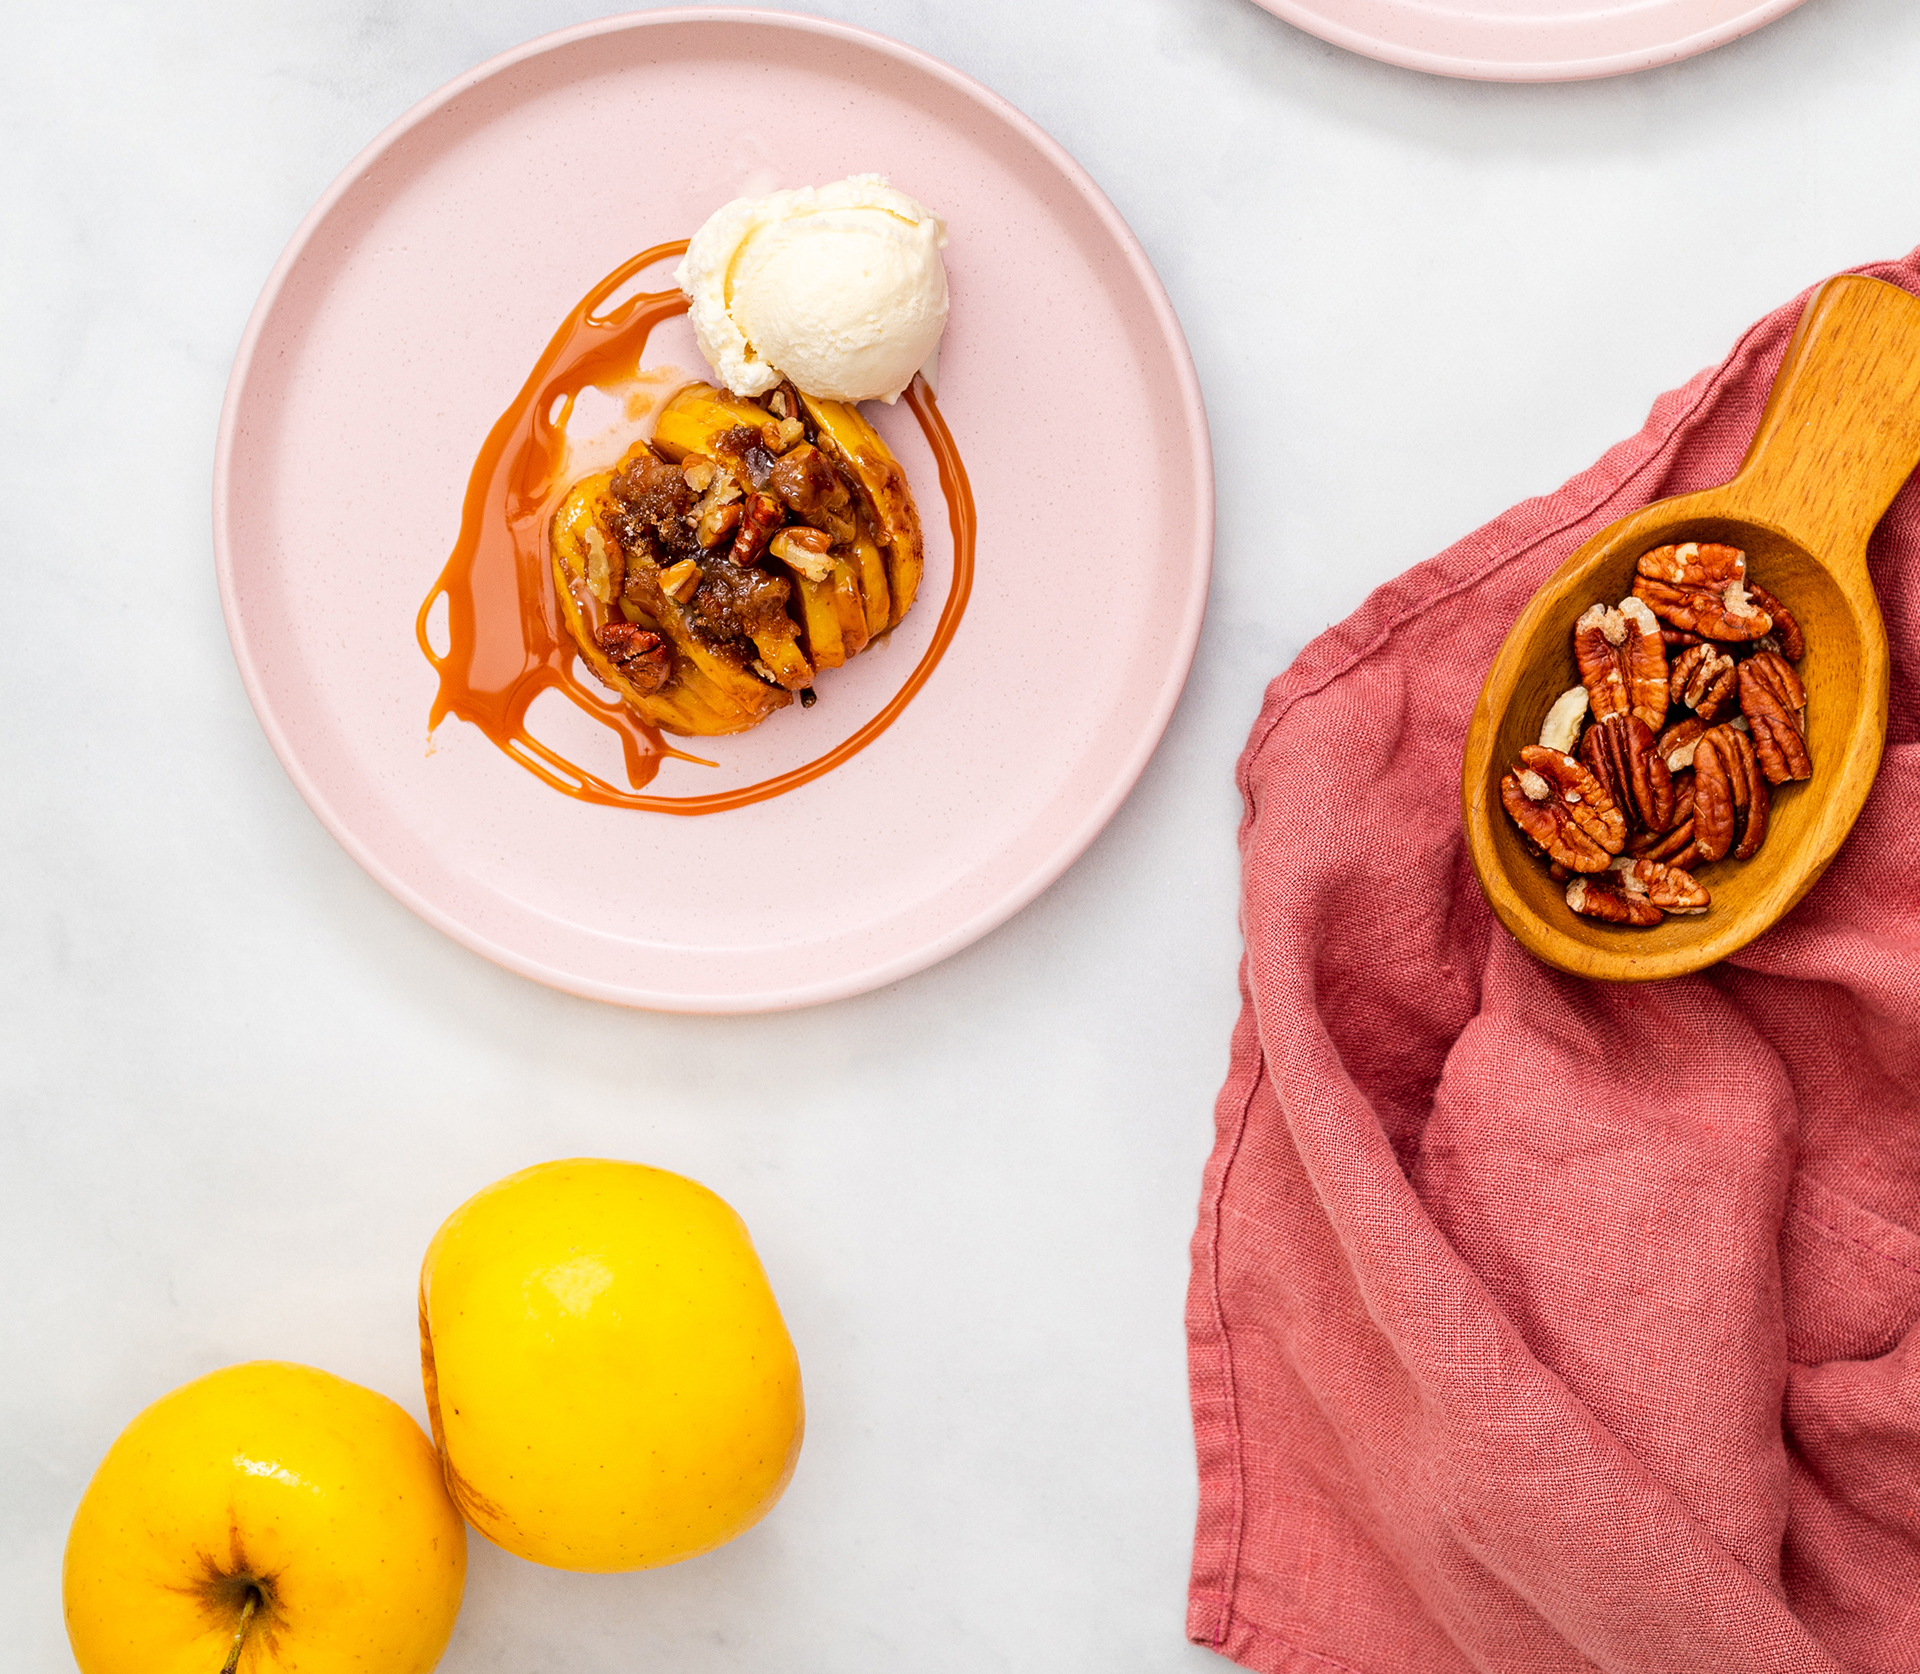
[63,1360,465,1674]
[419,1157,804,1571]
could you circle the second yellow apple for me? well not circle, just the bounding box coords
[419,1157,804,1571]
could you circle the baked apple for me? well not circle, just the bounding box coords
[551,380,924,735]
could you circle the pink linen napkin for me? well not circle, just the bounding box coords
[1187,249,1920,1674]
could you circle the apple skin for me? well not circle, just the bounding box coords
[420,1158,804,1572]
[63,1360,465,1674]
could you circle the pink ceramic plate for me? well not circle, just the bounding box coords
[215,10,1212,1013]
[1256,0,1812,81]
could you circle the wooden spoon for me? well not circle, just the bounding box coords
[1463,274,1920,982]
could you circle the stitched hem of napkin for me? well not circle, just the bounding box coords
[1187,962,1261,1651]
[1188,1599,1378,1674]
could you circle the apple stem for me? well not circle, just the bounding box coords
[219,1589,259,1674]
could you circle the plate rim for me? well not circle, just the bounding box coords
[212,6,1215,1013]
[1252,0,1812,82]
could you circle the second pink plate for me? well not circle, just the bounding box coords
[215,10,1213,1012]
[1256,0,1812,81]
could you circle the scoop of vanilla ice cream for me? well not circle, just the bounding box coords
[676,175,948,405]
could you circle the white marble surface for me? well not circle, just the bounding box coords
[6,0,1920,1668]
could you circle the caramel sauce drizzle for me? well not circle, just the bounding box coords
[416,239,976,814]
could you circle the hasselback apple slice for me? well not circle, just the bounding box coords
[789,570,846,670]
[799,394,923,628]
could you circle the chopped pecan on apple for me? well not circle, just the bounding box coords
[593,622,672,694]
[727,492,785,567]
[1669,642,1738,724]
[696,500,743,550]
[1565,871,1663,927]
[767,442,857,545]
[1744,582,1804,661]
[1500,745,1626,872]
[1574,596,1669,729]
[1632,542,1773,641]
[580,524,626,605]
[657,558,702,604]
[767,525,836,583]
[684,457,746,551]
[1579,711,1674,834]
[1738,650,1811,785]
[1692,724,1769,862]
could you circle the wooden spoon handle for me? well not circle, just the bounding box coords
[1733,274,1920,574]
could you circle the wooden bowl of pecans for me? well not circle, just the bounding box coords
[1463,275,1920,982]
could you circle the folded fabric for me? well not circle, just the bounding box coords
[1187,249,1920,1674]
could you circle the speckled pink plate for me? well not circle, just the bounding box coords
[214,10,1212,1012]
[1256,0,1811,81]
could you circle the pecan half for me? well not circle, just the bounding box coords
[1574,605,1629,720]
[1500,745,1627,872]
[1579,711,1674,835]
[1742,647,1807,710]
[1661,627,1706,651]
[1575,597,1668,729]
[1744,582,1804,661]
[1693,724,1769,862]
[1657,717,1706,773]
[1619,598,1671,730]
[1669,642,1738,724]
[593,622,671,694]
[1613,856,1710,915]
[1633,542,1773,641]
[1629,773,1696,856]
[1565,873,1663,927]
[1738,651,1811,785]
